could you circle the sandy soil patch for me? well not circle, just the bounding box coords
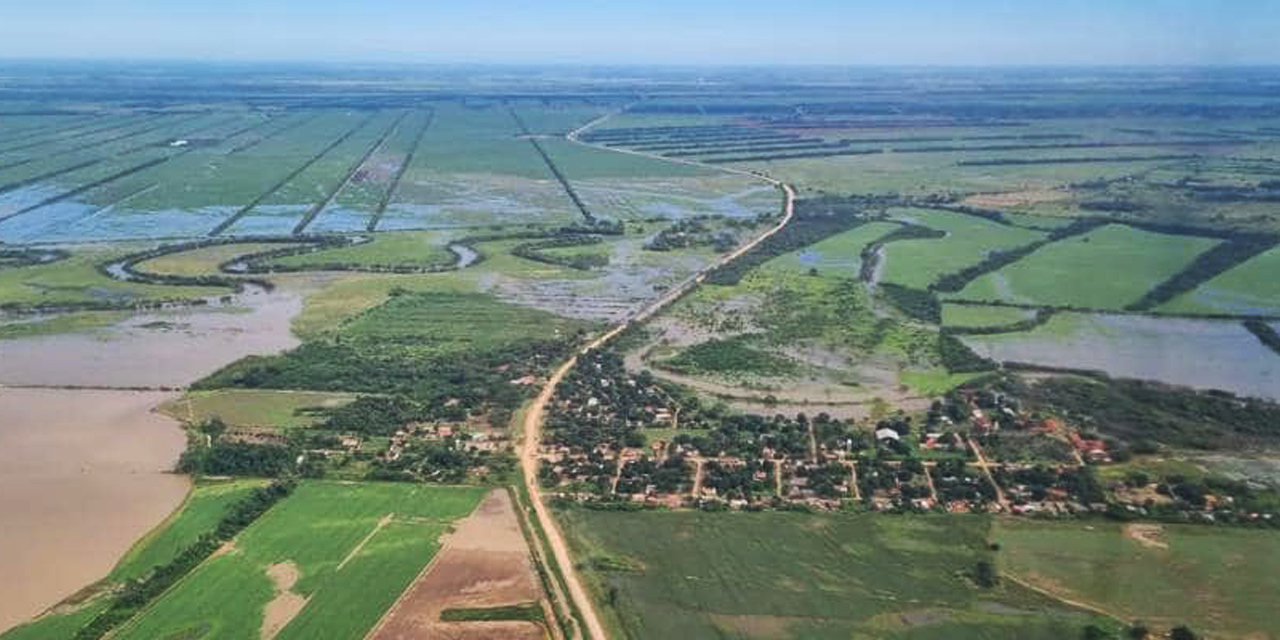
[0,388,189,634]
[368,490,544,640]
[261,561,307,640]
[1123,523,1169,550]
[961,189,1069,208]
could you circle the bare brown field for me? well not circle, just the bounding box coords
[367,489,545,640]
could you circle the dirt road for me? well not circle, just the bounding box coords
[519,119,796,639]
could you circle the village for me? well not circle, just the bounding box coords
[536,351,1279,526]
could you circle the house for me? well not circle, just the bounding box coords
[875,428,901,442]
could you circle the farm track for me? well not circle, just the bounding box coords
[519,108,795,640]
[368,108,435,231]
[293,110,410,234]
[208,112,379,236]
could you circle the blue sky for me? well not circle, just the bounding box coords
[2,0,1278,65]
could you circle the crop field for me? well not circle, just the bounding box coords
[954,224,1221,310]
[879,209,1044,290]
[135,242,300,277]
[114,481,485,640]
[159,390,358,430]
[575,175,779,222]
[993,519,1280,639]
[1160,245,1280,316]
[560,510,1108,639]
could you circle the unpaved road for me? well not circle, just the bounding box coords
[520,119,796,639]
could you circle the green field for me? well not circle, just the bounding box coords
[880,209,1043,289]
[137,243,297,277]
[560,510,1110,639]
[269,230,455,269]
[159,390,358,430]
[941,304,1035,329]
[994,518,1280,639]
[1161,245,1280,316]
[759,220,900,278]
[111,480,270,582]
[114,481,485,640]
[956,224,1220,309]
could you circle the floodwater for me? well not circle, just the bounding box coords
[0,286,301,387]
[0,283,304,632]
[963,312,1280,401]
[0,388,190,632]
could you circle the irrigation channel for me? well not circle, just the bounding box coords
[519,109,797,640]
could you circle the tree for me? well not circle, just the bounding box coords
[973,560,999,588]
[1082,625,1113,640]
[1169,626,1199,640]
[1126,623,1149,639]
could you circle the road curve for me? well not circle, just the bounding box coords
[520,115,796,639]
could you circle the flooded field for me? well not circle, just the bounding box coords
[0,286,300,387]
[0,388,189,632]
[964,312,1280,401]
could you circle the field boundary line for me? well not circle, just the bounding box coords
[336,513,394,572]
[209,112,378,236]
[293,109,409,234]
[368,107,435,231]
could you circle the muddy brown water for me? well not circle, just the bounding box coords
[0,286,304,632]
[0,287,301,387]
[0,388,189,632]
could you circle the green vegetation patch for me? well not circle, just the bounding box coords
[136,243,296,278]
[880,208,1043,290]
[562,510,1108,640]
[0,249,228,309]
[659,336,798,377]
[758,220,899,278]
[942,304,1035,329]
[439,602,545,623]
[957,224,1220,310]
[110,479,269,583]
[159,390,358,430]
[268,230,455,270]
[994,518,1280,639]
[1161,245,1280,316]
[114,481,484,640]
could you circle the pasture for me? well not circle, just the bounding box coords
[993,518,1280,639]
[1161,245,1280,316]
[879,208,1043,290]
[955,224,1220,310]
[114,481,485,640]
[560,510,1109,639]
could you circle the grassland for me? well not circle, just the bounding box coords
[0,248,228,307]
[136,242,298,277]
[956,224,1221,309]
[114,481,485,640]
[159,390,358,430]
[941,303,1035,329]
[560,510,1110,639]
[758,220,900,278]
[1160,246,1280,316]
[993,518,1280,639]
[880,209,1043,289]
